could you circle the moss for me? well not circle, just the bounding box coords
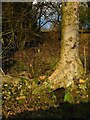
[64,92,73,103]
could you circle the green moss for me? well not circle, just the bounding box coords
[64,92,73,103]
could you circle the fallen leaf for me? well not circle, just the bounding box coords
[79,79,86,84]
[39,75,46,80]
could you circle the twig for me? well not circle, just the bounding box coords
[0,67,5,75]
[84,42,88,76]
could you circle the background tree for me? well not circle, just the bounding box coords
[79,3,88,28]
[87,2,90,71]
[87,2,90,21]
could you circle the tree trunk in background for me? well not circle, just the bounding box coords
[48,2,84,90]
[87,2,90,71]
[87,2,90,21]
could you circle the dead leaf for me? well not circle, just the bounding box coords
[39,75,46,80]
[79,79,86,84]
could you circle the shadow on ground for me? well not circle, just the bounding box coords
[3,102,90,119]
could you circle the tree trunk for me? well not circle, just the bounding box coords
[48,2,84,90]
[87,2,90,21]
[87,2,90,71]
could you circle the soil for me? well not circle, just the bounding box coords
[3,102,90,119]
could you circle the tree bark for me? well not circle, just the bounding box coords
[48,2,84,90]
[87,2,90,71]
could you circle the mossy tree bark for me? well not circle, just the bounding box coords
[48,2,84,90]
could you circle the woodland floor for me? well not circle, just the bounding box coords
[3,102,90,119]
[2,31,90,119]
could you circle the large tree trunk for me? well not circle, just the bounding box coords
[48,2,84,90]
